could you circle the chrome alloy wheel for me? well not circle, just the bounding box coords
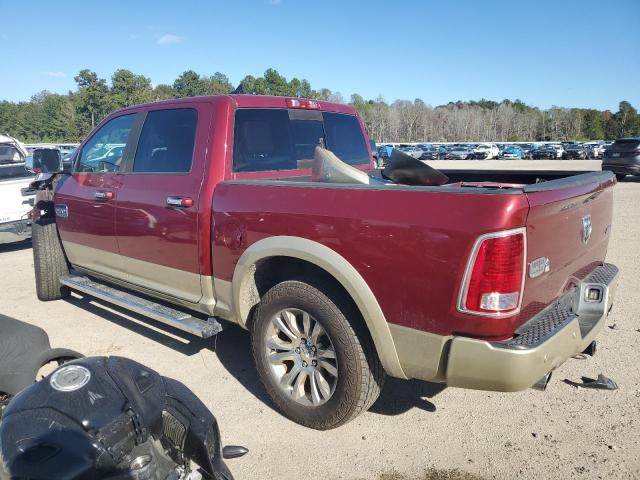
[264,308,338,406]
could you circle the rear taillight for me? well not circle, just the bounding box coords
[286,98,320,109]
[458,228,526,316]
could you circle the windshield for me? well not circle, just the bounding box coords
[0,145,22,165]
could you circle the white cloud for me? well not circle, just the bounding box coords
[157,34,183,45]
[40,71,66,78]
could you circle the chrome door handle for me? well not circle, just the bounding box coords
[166,197,194,208]
[95,191,114,200]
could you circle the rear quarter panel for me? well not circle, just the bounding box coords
[212,182,530,338]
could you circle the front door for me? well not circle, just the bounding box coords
[115,104,210,303]
[55,113,139,278]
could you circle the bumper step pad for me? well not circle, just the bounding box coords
[501,263,619,349]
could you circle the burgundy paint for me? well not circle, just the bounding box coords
[55,95,613,340]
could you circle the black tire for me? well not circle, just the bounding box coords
[32,217,71,301]
[250,279,385,430]
[615,174,626,182]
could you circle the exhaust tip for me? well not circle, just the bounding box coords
[531,371,552,391]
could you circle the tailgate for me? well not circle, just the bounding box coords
[519,172,615,323]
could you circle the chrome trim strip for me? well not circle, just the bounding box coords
[456,227,527,318]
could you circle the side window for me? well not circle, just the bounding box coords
[76,114,135,173]
[132,109,197,173]
[323,112,370,165]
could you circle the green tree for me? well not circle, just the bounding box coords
[173,70,206,97]
[74,69,110,132]
[173,70,233,97]
[613,101,639,138]
[110,69,153,109]
[153,84,176,100]
[582,109,605,140]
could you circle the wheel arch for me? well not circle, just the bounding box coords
[231,236,406,379]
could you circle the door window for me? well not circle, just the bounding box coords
[76,114,135,173]
[132,109,197,173]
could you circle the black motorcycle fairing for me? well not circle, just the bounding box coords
[0,314,82,396]
[0,356,233,479]
[382,149,449,186]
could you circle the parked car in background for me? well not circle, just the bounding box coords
[519,144,537,159]
[445,145,474,159]
[500,145,524,159]
[436,145,448,159]
[563,144,588,160]
[584,142,605,159]
[472,143,499,159]
[0,135,34,244]
[417,144,439,160]
[602,137,640,181]
[549,144,564,159]
[532,145,558,159]
[399,146,423,159]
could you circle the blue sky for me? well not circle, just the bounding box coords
[1,0,638,110]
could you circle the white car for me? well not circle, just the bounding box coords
[473,143,500,159]
[0,135,35,245]
[549,144,564,159]
[584,142,606,159]
[399,146,423,159]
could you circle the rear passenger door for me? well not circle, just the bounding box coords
[115,104,211,303]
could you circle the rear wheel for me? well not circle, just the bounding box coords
[250,279,385,429]
[32,217,70,301]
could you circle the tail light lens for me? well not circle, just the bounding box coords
[458,228,526,316]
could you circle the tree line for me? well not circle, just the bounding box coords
[0,68,638,144]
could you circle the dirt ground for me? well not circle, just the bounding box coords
[1,176,638,480]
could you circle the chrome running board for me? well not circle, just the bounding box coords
[60,275,222,339]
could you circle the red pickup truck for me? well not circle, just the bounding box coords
[32,95,619,430]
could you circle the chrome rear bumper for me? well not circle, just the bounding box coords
[445,263,619,391]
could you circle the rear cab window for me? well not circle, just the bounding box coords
[232,108,370,173]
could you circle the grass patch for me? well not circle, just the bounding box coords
[377,468,487,480]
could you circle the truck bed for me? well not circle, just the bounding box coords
[213,170,615,340]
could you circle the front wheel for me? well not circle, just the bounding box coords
[250,279,385,429]
[615,173,626,182]
[32,217,70,301]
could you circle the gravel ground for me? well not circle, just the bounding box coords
[0,174,638,480]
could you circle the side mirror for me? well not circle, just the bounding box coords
[222,445,249,459]
[32,149,63,174]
